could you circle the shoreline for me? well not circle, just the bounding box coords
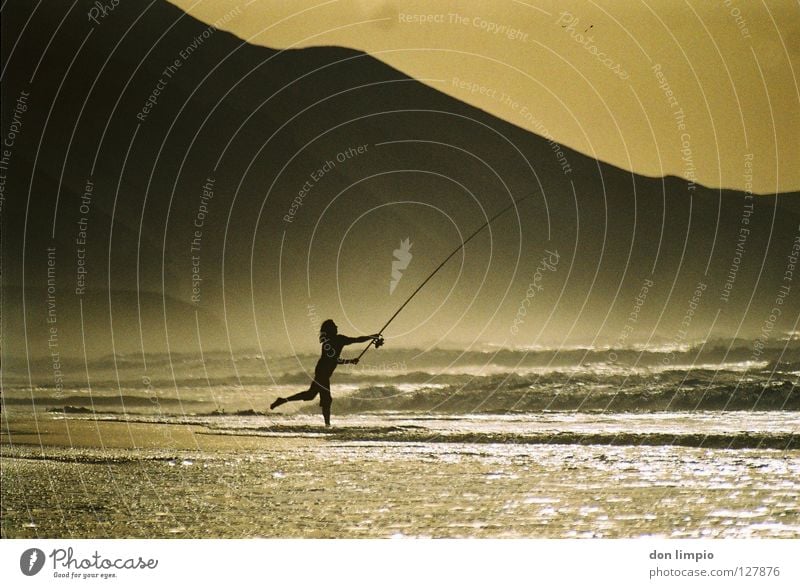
[3,413,798,539]
[3,413,798,451]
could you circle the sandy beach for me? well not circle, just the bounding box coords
[3,411,799,539]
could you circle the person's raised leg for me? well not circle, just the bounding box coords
[287,388,318,402]
[271,387,317,410]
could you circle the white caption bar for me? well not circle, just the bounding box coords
[1,539,798,587]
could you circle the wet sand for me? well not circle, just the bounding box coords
[2,413,277,452]
[3,413,799,539]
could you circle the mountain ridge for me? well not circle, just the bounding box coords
[2,0,798,363]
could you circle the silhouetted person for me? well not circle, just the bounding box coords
[270,319,382,426]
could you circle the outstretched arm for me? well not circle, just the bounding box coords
[339,334,381,345]
[337,358,359,365]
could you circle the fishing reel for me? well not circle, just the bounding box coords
[373,335,385,349]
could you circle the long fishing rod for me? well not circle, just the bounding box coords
[357,194,532,360]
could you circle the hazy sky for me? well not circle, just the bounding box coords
[171,0,799,194]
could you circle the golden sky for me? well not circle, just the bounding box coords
[170,0,799,194]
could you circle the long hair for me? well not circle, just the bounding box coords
[319,319,337,344]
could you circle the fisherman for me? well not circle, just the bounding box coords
[270,320,383,426]
[271,199,528,426]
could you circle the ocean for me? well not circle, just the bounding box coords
[2,344,799,538]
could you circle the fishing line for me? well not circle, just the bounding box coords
[357,194,532,360]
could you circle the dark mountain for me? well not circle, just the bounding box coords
[2,0,798,369]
